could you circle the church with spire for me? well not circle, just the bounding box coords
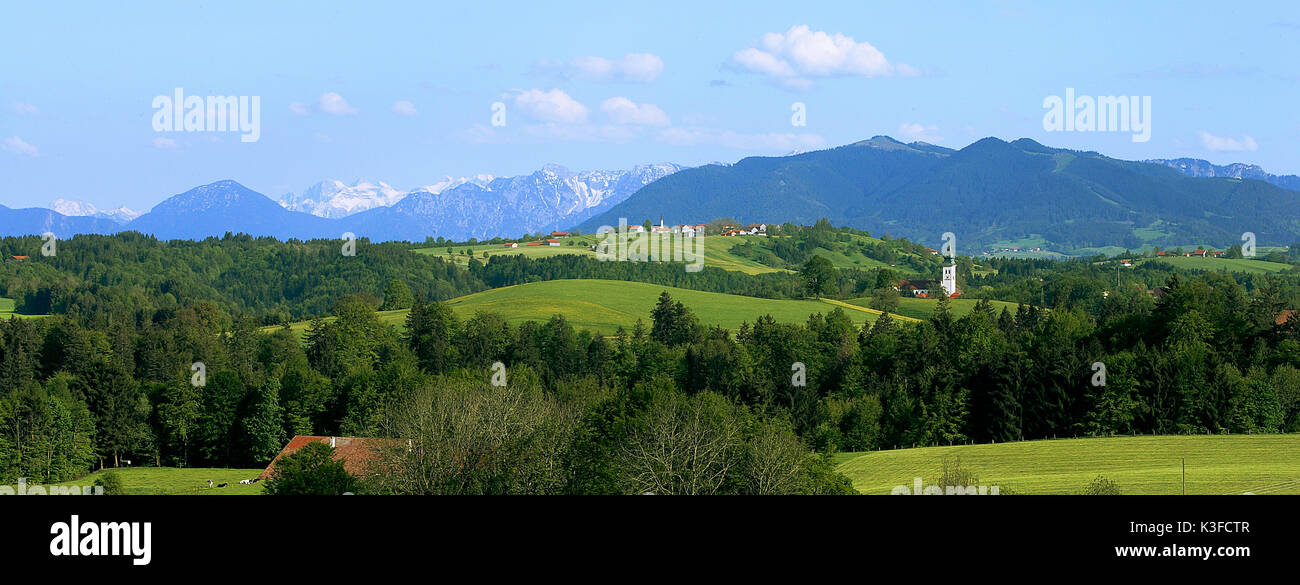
[941,260,959,297]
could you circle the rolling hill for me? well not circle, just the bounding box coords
[413,235,787,275]
[268,279,892,338]
[443,279,860,334]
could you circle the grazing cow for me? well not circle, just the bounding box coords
[239,479,251,484]
[216,483,228,488]
[207,480,214,488]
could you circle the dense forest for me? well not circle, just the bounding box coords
[1,230,1299,493]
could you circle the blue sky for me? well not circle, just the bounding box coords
[2,0,1298,211]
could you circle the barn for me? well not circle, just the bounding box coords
[259,435,398,480]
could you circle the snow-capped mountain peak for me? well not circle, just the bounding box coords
[419,174,496,195]
[278,179,406,219]
[50,198,143,224]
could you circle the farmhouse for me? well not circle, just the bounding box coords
[503,242,518,248]
[546,239,561,246]
[550,231,570,238]
[525,242,544,246]
[898,279,935,297]
[259,436,399,480]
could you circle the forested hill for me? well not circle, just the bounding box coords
[0,233,482,323]
[576,136,1300,252]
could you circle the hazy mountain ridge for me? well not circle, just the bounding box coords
[578,137,1300,251]
[7,141,1300,250]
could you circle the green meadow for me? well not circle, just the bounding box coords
[1137,256,1294,275]
[52,467,267,495]
[265,278,886,338]
[412,235,787,275]
[836,434,1300,495]
[0,297,45,320]
[844,295,1023,321]
[442,279,880,334]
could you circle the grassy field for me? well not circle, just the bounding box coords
[835,435,1300,495]
[442,279,880,334]
[267,279,885,338]
[844,296,1023,321]
[0,297,45,320]
[412,235,787,275]
[52,467,267,495]
[413,237,601,265]
[1137,256,1293,274]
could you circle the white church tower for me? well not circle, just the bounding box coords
[941,262,958,296]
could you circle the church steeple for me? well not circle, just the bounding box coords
[941,258,958,296]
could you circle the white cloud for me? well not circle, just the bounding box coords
[657,127,825,151]
[392,100,418,116]
[898,122,943,143]
[507,88,589,124]
[1199,131,1257,152]
[2,136,38,156]
[11,102,39,115]
[727,25,913,89]
[535,53,665,83]
[152,137,178,149]
[319,92,358,115]
[600,97,670,126]
[730,47,798,78]
[289,102,309,115]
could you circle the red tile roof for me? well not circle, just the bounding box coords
[259,435,401,480]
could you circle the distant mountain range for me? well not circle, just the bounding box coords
[1145,158,1300,192]
[576,136,1300,251]
[278,180,410,218]
[50,198,143,224]
[0,204,123,237]
[337,164,683,241]
[1,163,683,242]
[5,142,1300,251]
